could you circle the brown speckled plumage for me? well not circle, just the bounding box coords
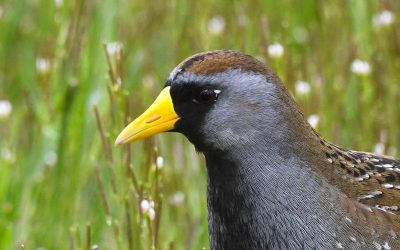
[319,135,400,214]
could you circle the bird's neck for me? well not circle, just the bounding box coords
[203,134,355,249]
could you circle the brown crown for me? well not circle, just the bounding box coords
[176,50,273,77]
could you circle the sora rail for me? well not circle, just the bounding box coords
[116,50,400,250]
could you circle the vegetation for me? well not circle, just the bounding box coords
[0,0,399,249]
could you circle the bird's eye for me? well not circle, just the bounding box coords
[193,89,220,105]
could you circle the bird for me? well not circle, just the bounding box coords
[115,50,400,250]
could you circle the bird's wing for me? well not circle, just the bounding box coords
[348,151,400,212]
[325,146,400,215]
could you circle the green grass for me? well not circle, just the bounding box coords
[0,0,399,249]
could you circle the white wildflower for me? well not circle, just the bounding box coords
[351,59,371,75]
[295,80,311,95]
[36,58,50,74]
[373,10,395,27]
[373,142,385,155]
[55,0,63,7]
[140,199,155,220]
[169,191,185,206]
[140,199,151,212]
[0,100,12,118]
[106,42,123,56]
[44,151,58,167]
[267,42,284,58]
[116,77,122,88]
[1,148,16,163]
[156,156,164,169]
[307,114,320,129]
[208,15,225,35]
[148,208,155,220]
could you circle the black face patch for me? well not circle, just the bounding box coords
[168,81,222,152]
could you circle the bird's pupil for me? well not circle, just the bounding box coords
[196,89,217,105]
[200,90,213,100]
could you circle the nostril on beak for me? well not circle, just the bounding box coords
[145,114,161,124]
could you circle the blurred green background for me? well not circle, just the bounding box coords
[1,0,399,249]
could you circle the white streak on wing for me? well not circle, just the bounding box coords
[372,241,382,250]
[358,190,382,201]
[383,242,391,250]
[382,183,394,189]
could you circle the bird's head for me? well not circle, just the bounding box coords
[116,50,303,153]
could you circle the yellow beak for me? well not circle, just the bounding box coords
[115,86,180,145]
